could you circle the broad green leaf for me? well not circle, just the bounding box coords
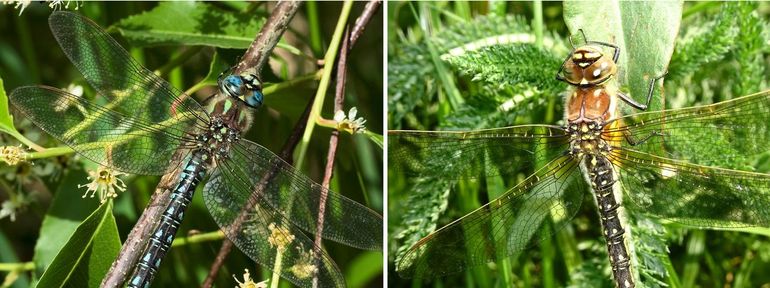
[344,251,383,288]
[35,201,119,288]
[110,2,267,49]
[0,77,17,134]
[32,169,101,275]
[563,1,683,111]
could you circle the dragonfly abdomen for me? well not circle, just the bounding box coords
[128,150,209,288]
[585,155,634,288]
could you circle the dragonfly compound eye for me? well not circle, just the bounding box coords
[220,75,244,99]
[239,73,264,109]
[562,45,616,86]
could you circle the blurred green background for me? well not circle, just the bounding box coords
[388,1,770,287]
[0,1,382,287]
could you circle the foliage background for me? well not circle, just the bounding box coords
[388,1,770,287]
[0,2,382,288]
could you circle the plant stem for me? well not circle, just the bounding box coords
[6,130,44,152]
[296,0,354,171]
[28,146,73,159]
[532,1,543,48]
[170,230,224,248]
[0,262,34,271]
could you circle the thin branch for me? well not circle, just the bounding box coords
[313,26,349,288]
[313,1,380,286]
[349,0,381,46]
[234,1,302,75]
[100,161,184,288]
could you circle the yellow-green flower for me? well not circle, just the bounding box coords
[78,166,127,203]
[290,246,318,279]
[0,145,28,166]
[267,223,295,252]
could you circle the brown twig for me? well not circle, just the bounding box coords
[101,157,183,288]
[349,1,381,46]
[312,1,380,286]
[101,2,301,288]
[234,1,301,75]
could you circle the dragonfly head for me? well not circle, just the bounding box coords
[558,45,617,87]
[218,70,264,109]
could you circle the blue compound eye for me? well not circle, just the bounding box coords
[246,90,264,108]
[220,75,244,98]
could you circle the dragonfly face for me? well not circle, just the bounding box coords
[218,71,264,109]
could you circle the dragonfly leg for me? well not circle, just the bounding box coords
[623,130,663,146]
[617,72,668,111]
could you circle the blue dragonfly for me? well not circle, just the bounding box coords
[10,11,382,288]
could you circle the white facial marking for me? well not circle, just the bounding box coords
[593,68,601,77]
[601,62,608,69]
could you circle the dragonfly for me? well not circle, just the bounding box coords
[10,11,382,288]
[390,31,770,287]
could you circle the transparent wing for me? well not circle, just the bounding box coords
[396,155,586,278]
[10,86,199,175]
[204,168,345,288]
[610,148,770,228]
[48,11,209,133]
[605,90,770,168]
[390,125,570,180]
[207,139,382,250]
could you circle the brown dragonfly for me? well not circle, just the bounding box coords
[390,32,770,287]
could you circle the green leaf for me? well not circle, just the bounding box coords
[0,77,17,134]
[33,169,101,275]
[362,131,383,149]
[35,201,120,288]
[344,251,383,288]
[563,1,683,111]
[110,2,267,48]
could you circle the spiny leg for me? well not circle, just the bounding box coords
[617,72,667,111]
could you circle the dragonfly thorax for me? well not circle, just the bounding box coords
[196,117,240,163]
[567,121,610,158]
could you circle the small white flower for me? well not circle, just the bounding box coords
[0,192,31,222]
[334,107,367,134]
[233,268,268,288]
[0,200,18,222]
[78,166,127,203]
[2,0,32,15]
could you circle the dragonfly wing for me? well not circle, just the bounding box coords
[207,139,382,250]
[606,90,770,168]
[48,11,209,132]
[610,148,770,228]
[203,168,345,288]
[390,125,570,180]
[396,155,585,278]
[10,86,197,175]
